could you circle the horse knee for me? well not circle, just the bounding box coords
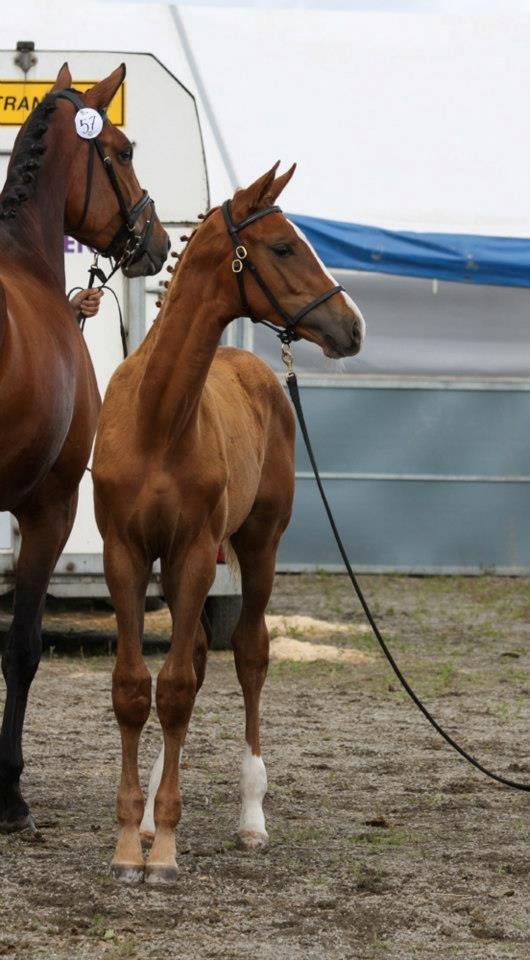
[112,665,152,728]
[232,624,269,674]
[156,670,196,730]
[2,628,42,689]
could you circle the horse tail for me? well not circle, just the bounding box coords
[222,538,240,581]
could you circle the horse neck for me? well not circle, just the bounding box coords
[0,135,72,287]
[138,254,231,446]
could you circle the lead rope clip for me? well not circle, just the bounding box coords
[281,341,294,376]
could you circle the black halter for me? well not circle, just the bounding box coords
[222,199,344,344]
[55,89,155,268]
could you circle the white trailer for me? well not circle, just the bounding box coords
[0,44,239,611]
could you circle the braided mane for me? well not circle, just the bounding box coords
[0,93,58,220]
[152,207,217,322]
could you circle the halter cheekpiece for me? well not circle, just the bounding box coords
[222,199,344,345]
[55,89,155,269]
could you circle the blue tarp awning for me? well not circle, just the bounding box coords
[289,214,530,289]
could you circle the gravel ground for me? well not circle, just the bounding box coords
[0,573,529,960]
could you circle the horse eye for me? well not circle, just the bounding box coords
[272,243,293,258]
[118,148,133,163]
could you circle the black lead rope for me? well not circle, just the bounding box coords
[286,367,529,793]
[221,197,529,791]
[68,259,128,360]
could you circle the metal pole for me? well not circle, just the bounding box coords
[125,277,146,352]
[169,4,239,192]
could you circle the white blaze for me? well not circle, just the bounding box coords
[288,218,366,342]
[239,745,268,836]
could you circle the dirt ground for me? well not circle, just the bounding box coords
[0,573,529,960]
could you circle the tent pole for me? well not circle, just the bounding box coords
[169,4,239,193]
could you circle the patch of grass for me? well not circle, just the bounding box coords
[88,913,116,941]
[106,936,138,959]
[270,659,357,682]
[283,825,323,843]
[491,698,527,721]
[218,728,235,740]
[350,826,414,848]
[423,792,445,809]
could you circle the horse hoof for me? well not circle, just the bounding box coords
[0,812,36,834]
[144,864,178,886]
[110,862,145,884]
[236,830,268,852]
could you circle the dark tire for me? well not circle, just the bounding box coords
[204,594,242,651]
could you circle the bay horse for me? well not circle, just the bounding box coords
[0,63,169,833]
[93,162,365,883]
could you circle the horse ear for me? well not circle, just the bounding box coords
[264,163,297,204]
[51,62,72,93]
[84,64,126,110]
[231,162,281,219]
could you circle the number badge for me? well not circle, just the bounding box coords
[74,108,103,140]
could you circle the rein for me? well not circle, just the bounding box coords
[222,201,529,793]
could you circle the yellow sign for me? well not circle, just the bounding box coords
[0,81,125,126]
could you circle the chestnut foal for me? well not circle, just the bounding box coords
[93,163,365,883]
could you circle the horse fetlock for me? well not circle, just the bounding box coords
[111,825,145,883]
[236,829,269,852]
[0,779,32,832]
[116,792,145,827]
[239,747,267,838]
[153,792,182,830]
[145,825,178,884]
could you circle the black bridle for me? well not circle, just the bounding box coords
[55,89,155,270]
[222,199,344,345]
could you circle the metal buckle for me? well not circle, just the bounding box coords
[232,259,243,273]
[235,245,247,260]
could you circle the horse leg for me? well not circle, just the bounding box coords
[140,608,209,842]
[230,513,286,851]
[104,534,152,883]
[0,494,77,831]
[139,613,208,842]
[145,542,216,884]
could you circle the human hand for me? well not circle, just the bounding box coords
[70,288,104,320]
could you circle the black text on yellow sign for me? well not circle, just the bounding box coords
[0,81,125,126]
